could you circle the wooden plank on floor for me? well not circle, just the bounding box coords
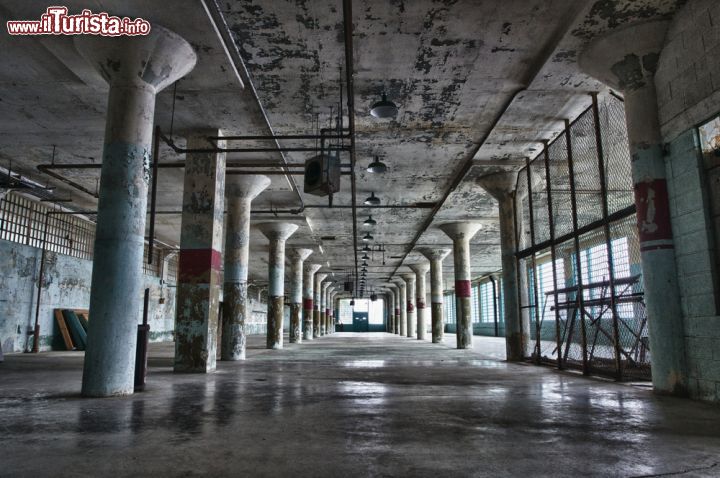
[54,309,74,350]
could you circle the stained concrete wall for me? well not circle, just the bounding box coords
[0,239,177,353]
[655,0,720,402]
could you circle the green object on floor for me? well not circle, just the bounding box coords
[62,309,86,351]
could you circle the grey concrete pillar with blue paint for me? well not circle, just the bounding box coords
[257,223,298,350]
[173,129,226,373]
[392,279,407,336]
[409,262,430,340]
[320,281,333,336]
[401,273,416,338]
[419,248,451,344]
[288,248,313,344]
[440,222,483,349]
[313,273,327,338]
[74,26,196,396]
[303,263,322,340]
[222,175,271,360]
[580,20,687,395]
[477,171,525,361]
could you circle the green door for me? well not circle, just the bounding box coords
[352,311,369,332]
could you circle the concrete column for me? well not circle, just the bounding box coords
[393,279,407,336]
[288,248,313,344]
[328,289,337,334]
[440,222,483,349]
[320,281,333,336]
[419,248,451,344]
[409,262,430,340]
[477,172,524,361]
[580,20,687,394]
[303,264,322,341]
[221,175,271,361]
[314,273,328,338]
[401,273,416,338]
[73,26,196,396]
[385,288,395,333]
[257,223,298,350]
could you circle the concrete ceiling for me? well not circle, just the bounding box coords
[1,0,685,294]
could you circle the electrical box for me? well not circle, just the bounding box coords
[304,153,340,196]
[370,293,378,302]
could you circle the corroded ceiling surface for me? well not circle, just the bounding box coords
[1,0,686,293]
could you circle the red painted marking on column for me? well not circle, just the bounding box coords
[178,248,222,283]
[303,299,313,310]
[407,301,414,312]
[395,308,400,315]
[455,280,471,298]
[635,179,673,248]
[325,308,330,315]
[417,300,426,309]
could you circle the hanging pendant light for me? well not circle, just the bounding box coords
[362,245,371,252]
[361,253,370,261]
[364,192,380,206]
[362,232,374,242]
[370,92,398,118]
[363,215,377,227]
[366,156,387,174]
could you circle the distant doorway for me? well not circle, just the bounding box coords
[352,311,369,332]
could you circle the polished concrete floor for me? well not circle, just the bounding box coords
[2,332,720,477]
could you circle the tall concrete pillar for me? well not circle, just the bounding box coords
[401,273,416,338]
[385,287,395,333]
[314,273,328,338]
[328,288,337,334]
[288,248,313,344]
[257,223,298,350]
[393,279,407,336]
[409,262,430,340]
[303,264,322,340]
[477,172,524,361]
[173,130,226,374]
[580,20,687,394]
[440,222,483,349]
[419,248,451,343]
[75,26,196,395]
[221,175,271,361]
[320,281,333,336]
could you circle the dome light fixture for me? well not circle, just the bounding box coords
[364,192,381,206]
[361,253,370,261]
[362,232,374,242]
[362,245,371,252]
[366,156,387,174]
[361,261,368,267]
[370,92,398,119]
[363,215,377,227]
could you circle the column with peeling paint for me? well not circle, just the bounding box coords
[321,281,332,336]
[409,262,430,341]
[288,248,313,344]
[75,26,196,396]
[173,130,226,373]
[419,248,451,344]
[401,273,416,339]
[222,175,270,361]
[257,223,298,350]
[477,172,524,361]
[303,263,321,340]
[393,279,407,337]
[580,20,687,394]
[314,273,327,338]
[440,222,482,350]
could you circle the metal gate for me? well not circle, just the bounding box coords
[515,94,651,381]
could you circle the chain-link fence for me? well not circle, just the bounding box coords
[514,94,649,381]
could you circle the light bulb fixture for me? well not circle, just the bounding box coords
[362,232,374,242]
[363,215,377,227]
[361,253,370,260]
[350,299,355,307]
[361,261,368,267]
[366,156,387,174]
[370,92,398,118]
[364,192,381,206]
[362,245,371,252]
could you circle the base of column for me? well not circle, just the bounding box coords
[303,308,314,341]
[457,296,473,349]
[289,303,302,344]
[431,302,443,343]
[313,310,320,338]
[221,282,247,361]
